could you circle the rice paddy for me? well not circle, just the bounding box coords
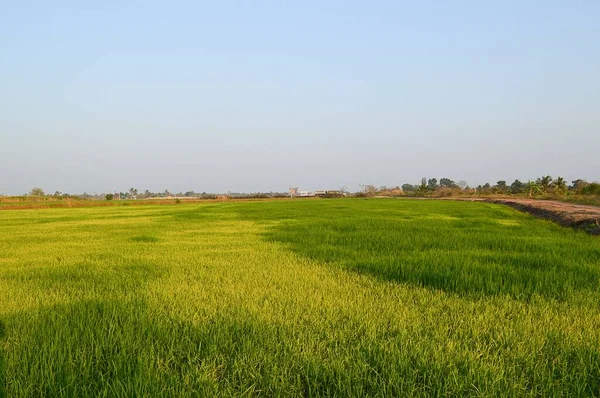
[1,199,599,396]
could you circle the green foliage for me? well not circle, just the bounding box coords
[582,183,600,196]
[510,180,526,194]
[439,178,458,188]
[401,183,416,192]
[416,177,429,196]
[1,200,599,396]
[526,181,542,196]
[554,177,567,194]
[571,179,587,191]
[537,176,553,193]
[105,194,114,201]
[29,187,45,196]
[427,178,438,190]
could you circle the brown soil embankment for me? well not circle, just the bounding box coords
[461,198,600,235]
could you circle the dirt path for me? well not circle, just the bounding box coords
[458,198,600,235]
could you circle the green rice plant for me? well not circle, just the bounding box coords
[0,199,599,396]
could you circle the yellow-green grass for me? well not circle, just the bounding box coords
[1,199,599,396]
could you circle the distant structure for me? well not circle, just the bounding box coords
[289,187,344,198]
[315,190,344,197]
[114,192,121,200]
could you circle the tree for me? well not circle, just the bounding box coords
[495,180,508,194]
[105,193,114,201]
[457,181,468,190]
[571,179,587,192]
[29,187,45,196]
[476,183,492,195]
[526,181,542,196]
[537,176,553,193]
[427,178,438,191]
[439,178,458,188]
[510,179,526,194]
[129,188,138,198]
[402,183,416,192]
[554,177,567,194]
[582,183,600,195]
[416,178,429,195]
[363,185,378,196]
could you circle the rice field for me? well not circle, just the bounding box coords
[1,199,599,396]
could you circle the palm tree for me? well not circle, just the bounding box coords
[538,176,553,193]
[554,177,567,195]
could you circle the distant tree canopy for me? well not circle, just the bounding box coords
[439,178,458,188]
[401,183,416,192]
[581,183,600,195]
[537,176,553,193]
[29,187,45,196]
[416,178,429,195]
[510,180,526,194]
[554,177,567,194]
[571,179,587,191]
[370,175,596,198]
[427,178,438,191]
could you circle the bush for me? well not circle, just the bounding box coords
[581,183,600,196]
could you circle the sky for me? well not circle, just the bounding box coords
[1,1,598,195]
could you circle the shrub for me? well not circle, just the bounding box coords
[581,183,600,196]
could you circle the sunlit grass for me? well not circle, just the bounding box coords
[1,199,599,396]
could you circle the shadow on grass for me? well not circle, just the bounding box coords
[3,296,600,396]
[234,199,600,300]
[2,299,405,396]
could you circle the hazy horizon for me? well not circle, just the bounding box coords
[2,1,599,196]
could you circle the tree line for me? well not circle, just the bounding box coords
[19,188,289,201]
[16,177,600,201]
[400,176,599,197]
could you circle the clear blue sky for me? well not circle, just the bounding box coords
[1,1,598,194]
